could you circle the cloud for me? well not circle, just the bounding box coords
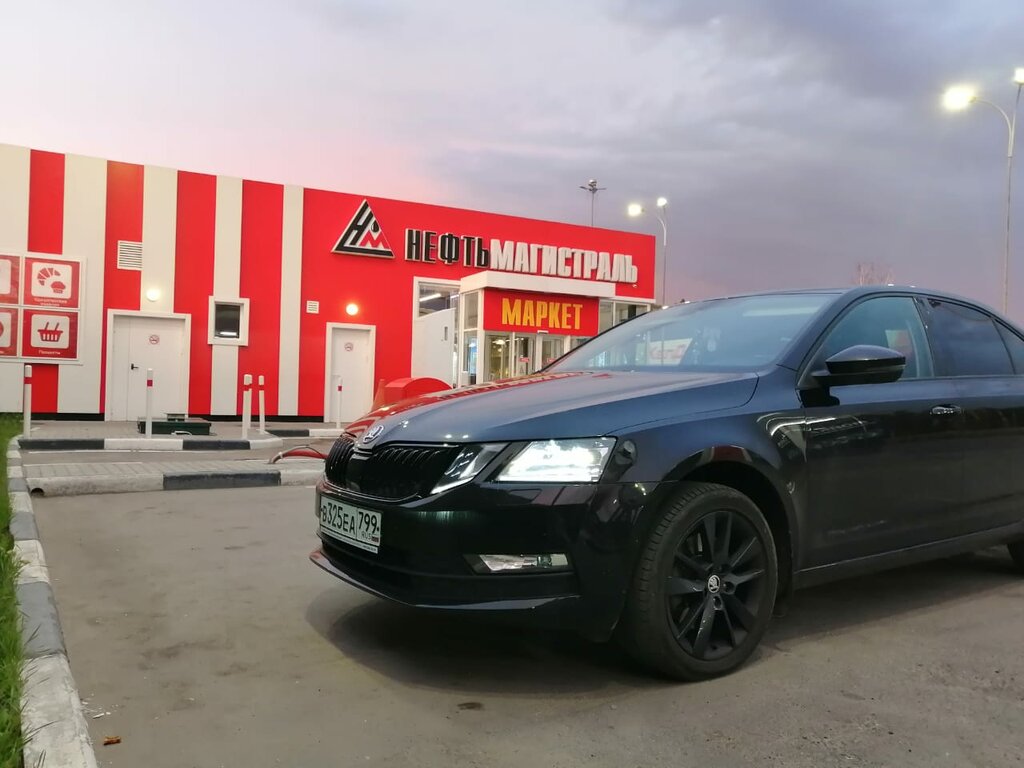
[2,0,1022,312]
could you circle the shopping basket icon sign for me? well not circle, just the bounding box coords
[39,323,63,343]
[31,315,69,349]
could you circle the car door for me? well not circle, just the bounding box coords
[920,298,1024,533]
[800,295,965,567]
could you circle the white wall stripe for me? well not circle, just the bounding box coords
[0,144,31,413]
[210,176,242,414]
[277,185,303,416]
[58,154,107,413]
[141,165,177,313]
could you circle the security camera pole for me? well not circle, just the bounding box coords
[579,179,606,227]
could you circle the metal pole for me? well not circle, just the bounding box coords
[258,375,266,434]
[22,364,32,438]
[657,210,669,306]
[242,374,252,441]
[1003,84,1021,314]
[145,368,154,438]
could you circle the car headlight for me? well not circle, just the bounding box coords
[496,438,616,483]
[432,443,507,494]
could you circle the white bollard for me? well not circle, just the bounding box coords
[144,368,154,438]
[22,364,32,437]
[242,374,253,441]
[258,375,266,434]
[335,378,343,430]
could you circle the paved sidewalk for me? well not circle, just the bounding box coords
[24,458,324,496]
[20,420,346,451]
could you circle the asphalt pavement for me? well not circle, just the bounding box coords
[34,487,1024,767]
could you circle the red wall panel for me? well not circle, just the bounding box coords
[174,171,217,414]
[237,180,283,414]
[26,150,65,411]
[99,161,144,411]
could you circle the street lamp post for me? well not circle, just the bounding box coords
[579,179,606,227]
[628,198,669,306]
[943,69,1024,314]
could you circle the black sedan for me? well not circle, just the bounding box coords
[311,287,1024,679]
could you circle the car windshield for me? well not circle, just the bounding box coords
[549,293,834,373]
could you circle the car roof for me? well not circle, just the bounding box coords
[697,285,1005,319]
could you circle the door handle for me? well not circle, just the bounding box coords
[930,405,962,416]
[130,363,139,371]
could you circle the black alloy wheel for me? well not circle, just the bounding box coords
[668,509,768,661]
[619,482,778,681]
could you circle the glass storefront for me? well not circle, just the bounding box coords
[456,293,653,385]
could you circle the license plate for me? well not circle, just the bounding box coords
[319,497,382,554]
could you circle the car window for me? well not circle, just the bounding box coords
[548,293,832,373]
[996,323,1024,374]
[813,296,933,380]
[925,299,1012,377]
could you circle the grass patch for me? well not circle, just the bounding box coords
[0,414,24,768]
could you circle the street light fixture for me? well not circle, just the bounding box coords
[579,179,606,226]
[942,70,1023,314]
[628,199,670,307]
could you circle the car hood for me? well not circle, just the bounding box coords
[345,370,758,444]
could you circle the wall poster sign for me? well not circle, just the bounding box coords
[0,253,81,361]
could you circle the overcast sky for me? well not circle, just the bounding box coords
[3,1,1023,312]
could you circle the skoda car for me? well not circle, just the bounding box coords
[311,287,1024,680]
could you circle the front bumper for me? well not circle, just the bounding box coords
[311,478,660,641]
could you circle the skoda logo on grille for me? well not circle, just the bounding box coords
[362,425,385,444]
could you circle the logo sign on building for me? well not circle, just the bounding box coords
[24,257,80,308]
[483,289,600,336]
[332,200,395,259]
[22,310,78,359]
[0,308,17,357]
[0,254,19,304]
[332,201,641,285]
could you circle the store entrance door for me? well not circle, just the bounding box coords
[483,332,570,382]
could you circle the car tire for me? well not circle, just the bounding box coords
[618,481,779,681]
[1009,540,1024,572]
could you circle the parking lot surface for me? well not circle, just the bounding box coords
[35,487,1024,767]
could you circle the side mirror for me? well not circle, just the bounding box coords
[812,344,906,387]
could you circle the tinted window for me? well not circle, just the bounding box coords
[549,293,832,373]
[997,323,1024,374]
[213,302,242,339]
[926,300,1012,376]
[815,296,933,379]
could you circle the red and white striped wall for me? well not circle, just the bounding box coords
[0,142,656,418]
[0,145,308,416]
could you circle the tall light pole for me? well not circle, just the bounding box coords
[943,68,1024,314]
[628,197,669,306]
[579,179,606,227]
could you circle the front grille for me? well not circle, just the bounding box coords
[324,434,459,500]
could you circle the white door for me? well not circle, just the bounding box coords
[411,307,455,385]
[110,315,188,420]
[327,326,374,423]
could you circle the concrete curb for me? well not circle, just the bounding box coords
[7,436,99,768]
[268,428,342,439]
[19,435,284,452]
[26,466,324,497]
